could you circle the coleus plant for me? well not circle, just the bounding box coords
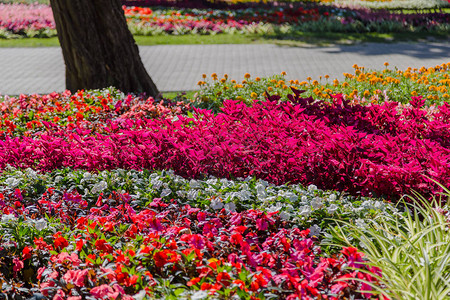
[0,90,449,200]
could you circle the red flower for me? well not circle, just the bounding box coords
[53,235,68,250]
[187,277,200,286]
[216,272,231,287]
[94,239,114,254]
[22,246,32,260]
[200,282,213,290]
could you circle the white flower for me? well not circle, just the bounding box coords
[210,199,223,210]
[328,194,337,201]
[355,218,366,228]
[35,218,47,231]
[83,172,93,180]
[187,190,198,200]
[206,178,217,185]
[151,179,163,190]
[1,214,16,223]
[133,290,147,300]
[309,224,321,237]
[25,168,38,180]
[5,177,20,188]
[238,190,252,201]
[160,188,171,198]
[259,180,269,187]
[284,192,298,202]
[301,195,308,203]
[311,198,323,210]
[327,204,339,214]
[267,203,283,213]
[300,205,311,216]
[307,184,317,192]
[91,180,107,194]
[224,202,236,212]
[176,190,185,198]
[279,211,290,221]
[191,291,208,300]
[255,183,266,195]
[189,179,201,189]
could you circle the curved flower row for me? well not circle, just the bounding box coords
[0,184,379,299]
[0,91,450,199]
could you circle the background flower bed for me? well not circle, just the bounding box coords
[1,2,449,39]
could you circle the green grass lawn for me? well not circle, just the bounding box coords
[1,31,448,48]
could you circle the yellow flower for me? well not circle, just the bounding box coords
[250,92,258,98]
[255,77,261,82]
[231,80,237,84]
[333,79,339,86]
[220,78,226,83]
[363,90,370,97]
[312,80,319,86]
[268,87,273,92]
[244,73,251,79]
[443,93,449,99]
[342,82,349,87]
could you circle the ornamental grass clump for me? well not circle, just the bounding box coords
[327,186,450,300]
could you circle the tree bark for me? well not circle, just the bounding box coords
[50,0,160,97]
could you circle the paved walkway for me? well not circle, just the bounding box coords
[0,42,449,95]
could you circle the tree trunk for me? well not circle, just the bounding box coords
[50,0,160,97]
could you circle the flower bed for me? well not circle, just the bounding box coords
[0,3,55,38]
[1,87,450,199]
[0,167,384,299]
[1,65,450,298]
[1,2,449,38]
[196,63,450,107]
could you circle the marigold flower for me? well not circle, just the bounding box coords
[250,92,258,98]
[281,71,286,75]
[244,73,251,79]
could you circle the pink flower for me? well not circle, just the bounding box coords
[52,290,65,300]
[12,257,24,273]
[37,267,46,280]
[40,280,56,296]
[63,269,89,287]
[90,284,119,299]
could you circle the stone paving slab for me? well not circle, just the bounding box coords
[0,41,449,95]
